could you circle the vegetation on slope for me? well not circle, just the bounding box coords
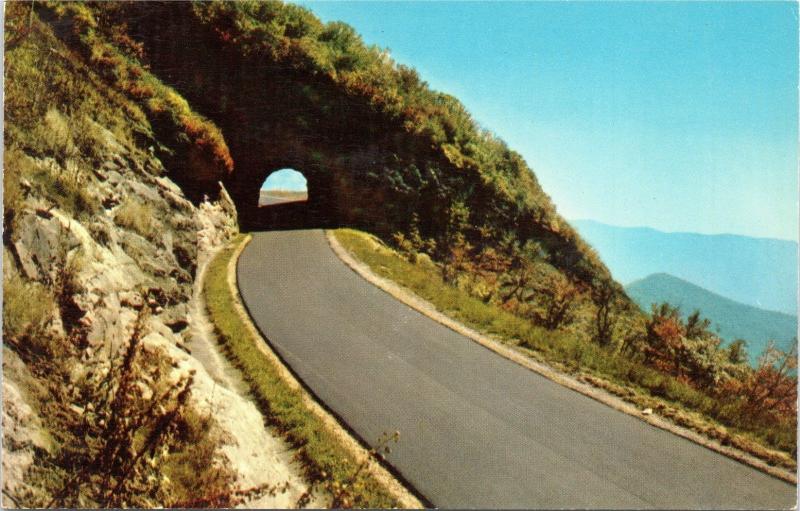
[334,229,797,463]
[46,1,616,296]
[204,236,400,509]
[31,0,634,358]
[29,1,234,196]
[3,5,242,505]
[627,273,797,365]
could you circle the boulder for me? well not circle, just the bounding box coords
[12,241,39,281]
[14,211,79,284]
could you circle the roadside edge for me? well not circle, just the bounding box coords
[223,234,426,508]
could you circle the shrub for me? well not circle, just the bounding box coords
[39,309,267,508]
[179,114,234,173]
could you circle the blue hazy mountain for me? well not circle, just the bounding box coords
[626,273,797,365]
[573,219,798,315]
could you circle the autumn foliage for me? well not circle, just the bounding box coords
[48,2,235,181]
[719,343,797,425]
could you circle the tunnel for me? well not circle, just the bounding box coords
[113,2,455,238]
[113,1,609,287]
[246,168,317,231]
[225,155,344,232]
[258,169,308,207]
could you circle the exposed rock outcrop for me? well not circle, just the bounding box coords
[3,126,323,505]
[3,10,317,504]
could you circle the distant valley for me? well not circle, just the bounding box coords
[626,273,797,365]
[573,219,798,315]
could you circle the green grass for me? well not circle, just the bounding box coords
[333,228,797,463]
[203,236,400,509]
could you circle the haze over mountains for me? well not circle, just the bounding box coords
[626,273,797,365]
[573,219,798,315]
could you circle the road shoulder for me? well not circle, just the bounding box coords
[206,234,426,508]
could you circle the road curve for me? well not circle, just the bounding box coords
[237,229,796,509]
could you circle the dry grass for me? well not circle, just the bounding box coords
[2,252,57,356]
[114,199,159,240]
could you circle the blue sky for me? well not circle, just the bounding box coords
[262,168,308,191]
[297,1,798,241]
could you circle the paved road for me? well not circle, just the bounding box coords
[237,229,796,509]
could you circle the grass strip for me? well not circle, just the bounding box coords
[203,235,402,508]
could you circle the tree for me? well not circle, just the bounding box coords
[440,200,471,283]
[527,272,580,330]
[469,243,511,303]
[685,310,711,339]
[441,234,473,284]
[741,340,798,418]
[643,304,728,386]
[680,309,726,386]
[726,339,749,365]
[497,240,543,304]
[644,303,687,376]
[498,260,534,304]
[591,279,616,347]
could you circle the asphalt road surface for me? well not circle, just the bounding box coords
[237,229,796,509]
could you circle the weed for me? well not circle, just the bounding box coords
[299,430,401,508]
[17,305,274,509]
[2,253,57,355]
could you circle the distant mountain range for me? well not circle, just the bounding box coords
[626,273,797,365]
[573,219,798,315]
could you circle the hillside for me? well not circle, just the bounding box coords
[626,274,797,365]
[51,2,617,293]
[1,5,329,507]
[573,219,798,315]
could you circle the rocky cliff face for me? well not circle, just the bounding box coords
[3,118,236,505]
[3,6,315,507]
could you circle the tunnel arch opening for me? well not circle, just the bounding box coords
[232,163,341,232]
[258,168,308,207]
